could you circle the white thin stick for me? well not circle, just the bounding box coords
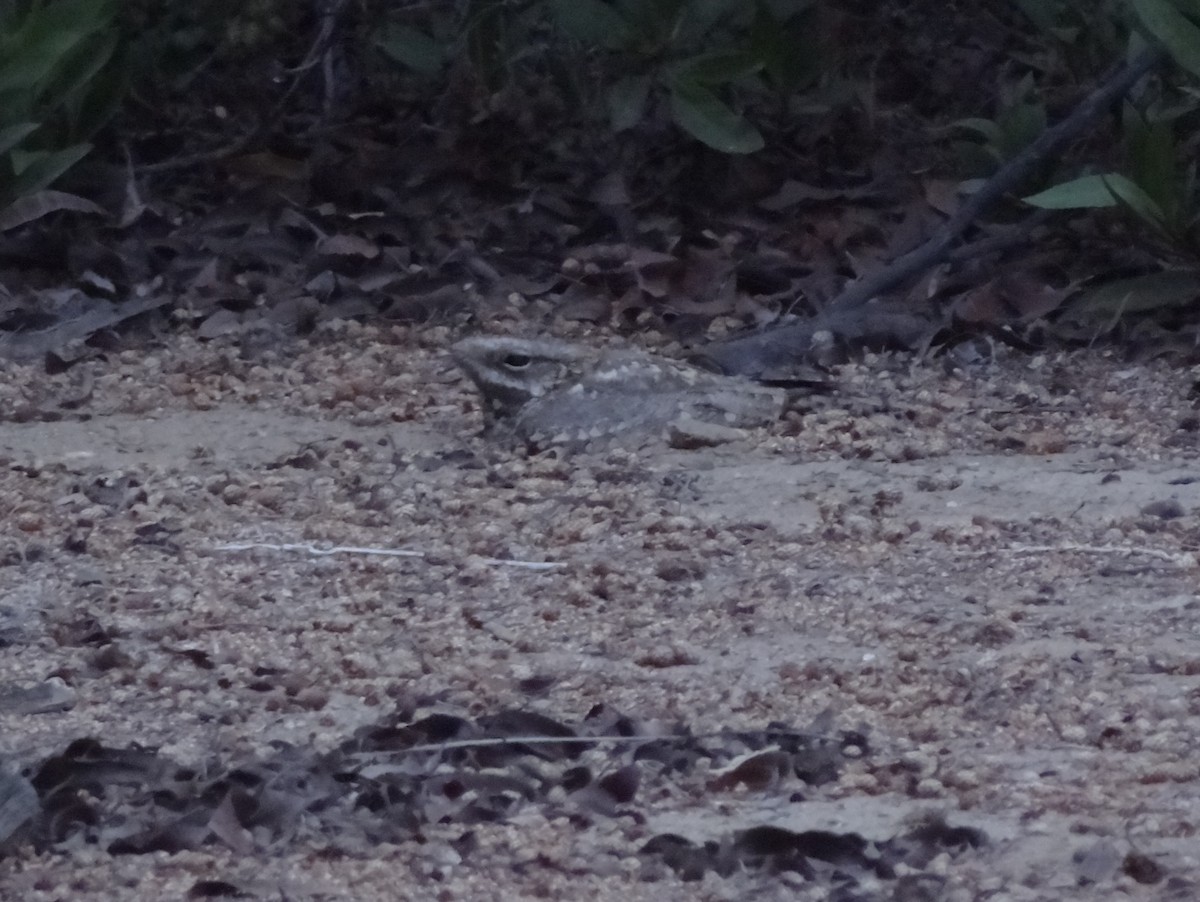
[211,541,564,570]
[213,541,425,558]
[964,544,1196,567]
[478,558,564,570]
[347,728,836,757]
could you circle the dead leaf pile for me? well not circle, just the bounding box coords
[0,704,992,895]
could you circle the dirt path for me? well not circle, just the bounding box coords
[1,328,1197,900]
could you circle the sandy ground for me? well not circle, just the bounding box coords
[0,324,1197,900]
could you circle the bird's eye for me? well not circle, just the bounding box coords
[503,354,532,369]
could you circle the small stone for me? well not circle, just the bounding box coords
[1140,499,1185,519]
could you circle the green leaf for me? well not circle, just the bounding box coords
[12,0,113,35]
[1024,173,1173,235]
[607,74,651,132]
[1169,0,1200,21]
[0,0,116,130]
[1101,173,1171,232]
[1123,104,1178,218]
[666,0,749,46]
[953,141,1005,176]
[995,101,1046,158]
[1130,0,1200,78]
[0,188,105,232]
[1070,270,1200,320]
[749,2,820,92]
[465,0,507,91]
[1024,173,1133,208]
[763,0,818,17]
[44,31,119,131]
[614,0,687,44]
[671,49,763,85]
[614,0,686,19]
[1011,0,1062,31]
[687,0,746,31]
[0,27,90,95]
[376,24,445,75]
[65,39,127,139]
[668,79,764,153]
[950,116,1005,146]
[0,122,39,156]
[1050,26,1082,43]
[6,142,91,199]
[548,0,633,50]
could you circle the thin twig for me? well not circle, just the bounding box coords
[346,727,843,758]
[136,134,265,175]
[211,541,565,570]
[963,543,1196,567]
[214,541,425,558]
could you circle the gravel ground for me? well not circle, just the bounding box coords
[0,323,1198,900]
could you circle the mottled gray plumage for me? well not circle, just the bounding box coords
[451,335,788,449]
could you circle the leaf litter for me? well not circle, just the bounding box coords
[6,704,911,894]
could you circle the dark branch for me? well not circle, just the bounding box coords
[826,45,1166,313]
[701,46,1167,375]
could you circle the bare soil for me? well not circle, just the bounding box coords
[1,323,1198,900]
